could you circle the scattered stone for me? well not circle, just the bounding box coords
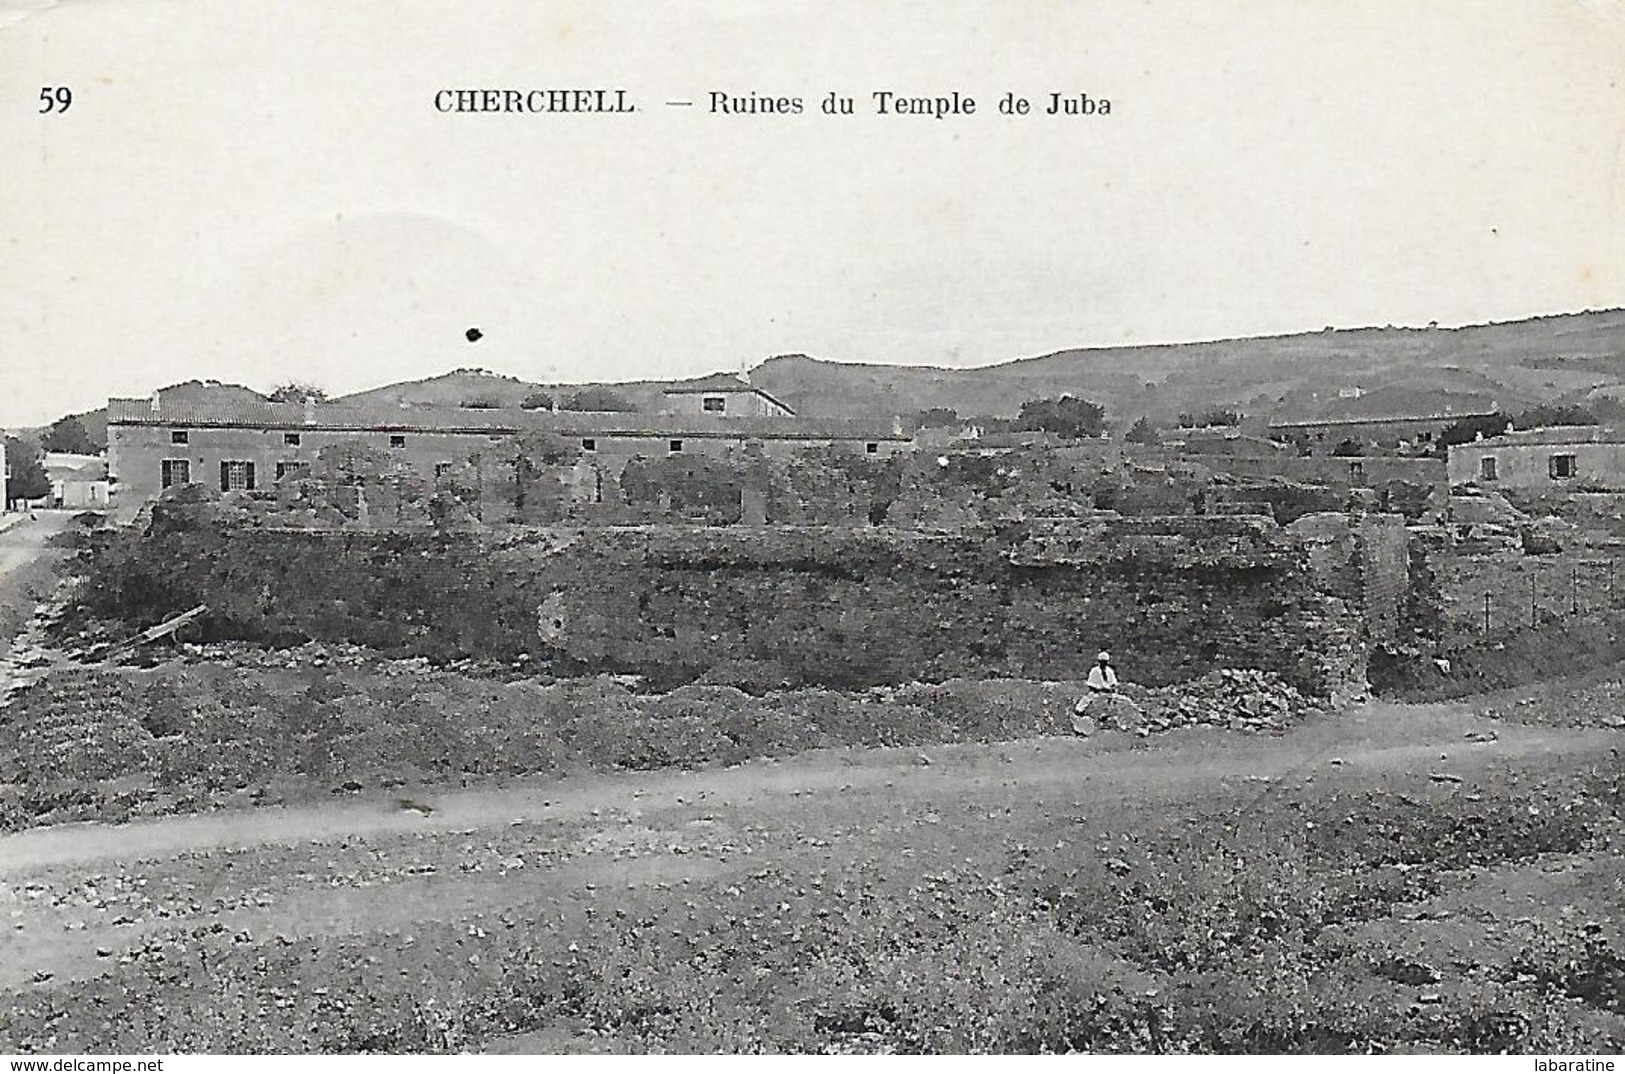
[1128,668,1319,736]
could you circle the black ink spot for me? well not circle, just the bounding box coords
[465,327,483,343]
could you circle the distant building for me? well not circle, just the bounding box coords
[43,452,109,509]
[1268,411,1500,456]
[913,423,983,449]
[660,373,795,418]
[1447,426,1625,490]
[1171,429,1285,458]
[106,386,909,518]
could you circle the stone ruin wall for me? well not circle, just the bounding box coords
[84,512,1399,698]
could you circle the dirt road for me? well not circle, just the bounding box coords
[0,512,75,675]
[1,697,1616,993]
[0,513,72,580]
[0,697,1605,871]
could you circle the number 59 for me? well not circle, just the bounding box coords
[38,87,71,113]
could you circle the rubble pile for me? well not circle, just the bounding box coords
[1,579,79,705]
[1135,668,1320,734]
[167,641,536,682]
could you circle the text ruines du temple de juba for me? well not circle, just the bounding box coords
[432,88,1112,117]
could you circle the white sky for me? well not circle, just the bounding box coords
[2,0,1624,426]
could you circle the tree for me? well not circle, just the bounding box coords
[1178,408,1241,428]
[459,397,501,409]
[1123,416,1159,444]
[5,436,49,502]
[1331,438,1365,457]
[41,414,98,455]
[914,407,960,429]
[561,386,637,412]
[1514,404,1597,429]
[1196,407,1243,427]
[1439,412,1513,447]
[521,390,556,411]
[268,383,328,404]
[1013,395,1106,439]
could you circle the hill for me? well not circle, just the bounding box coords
[22,380,279,451]
[340,310,1625,427]
[340,368,686,412]
[337,369,545,409]
[66,308,1625,433]
[743,310,1625,423]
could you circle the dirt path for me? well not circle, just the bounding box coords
[0,513,72,579]
[0,512,74,679]
[1,698,1610,872]
[1,697,1616,993]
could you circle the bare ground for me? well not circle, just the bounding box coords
[1,698,1615,996]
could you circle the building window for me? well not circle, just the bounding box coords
[866,442,879,454]
[389,435,406,449]
[1480,456,1498,482]
[160,459,190,488]
[284,432,301,446]
[275,461,309,481]
[170,429,189,445]
[581,438,596,452]
[1550,453,1578,480]
[669,439,684,453]
[702,396,726,413]
[219,460,255,492]
[1349,460,1365,480]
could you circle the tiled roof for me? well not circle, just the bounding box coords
[661,373,795,414]
[1268,412,1499,429]
[1459,426,1613,448]
[662,373,754,393]
[105,398,904,441]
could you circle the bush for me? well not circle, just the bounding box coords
[1014,396,1106,439]
[561,387,637,412]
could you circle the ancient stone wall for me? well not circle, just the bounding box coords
[1286,513,1410,642]
[75,510,1371,696]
